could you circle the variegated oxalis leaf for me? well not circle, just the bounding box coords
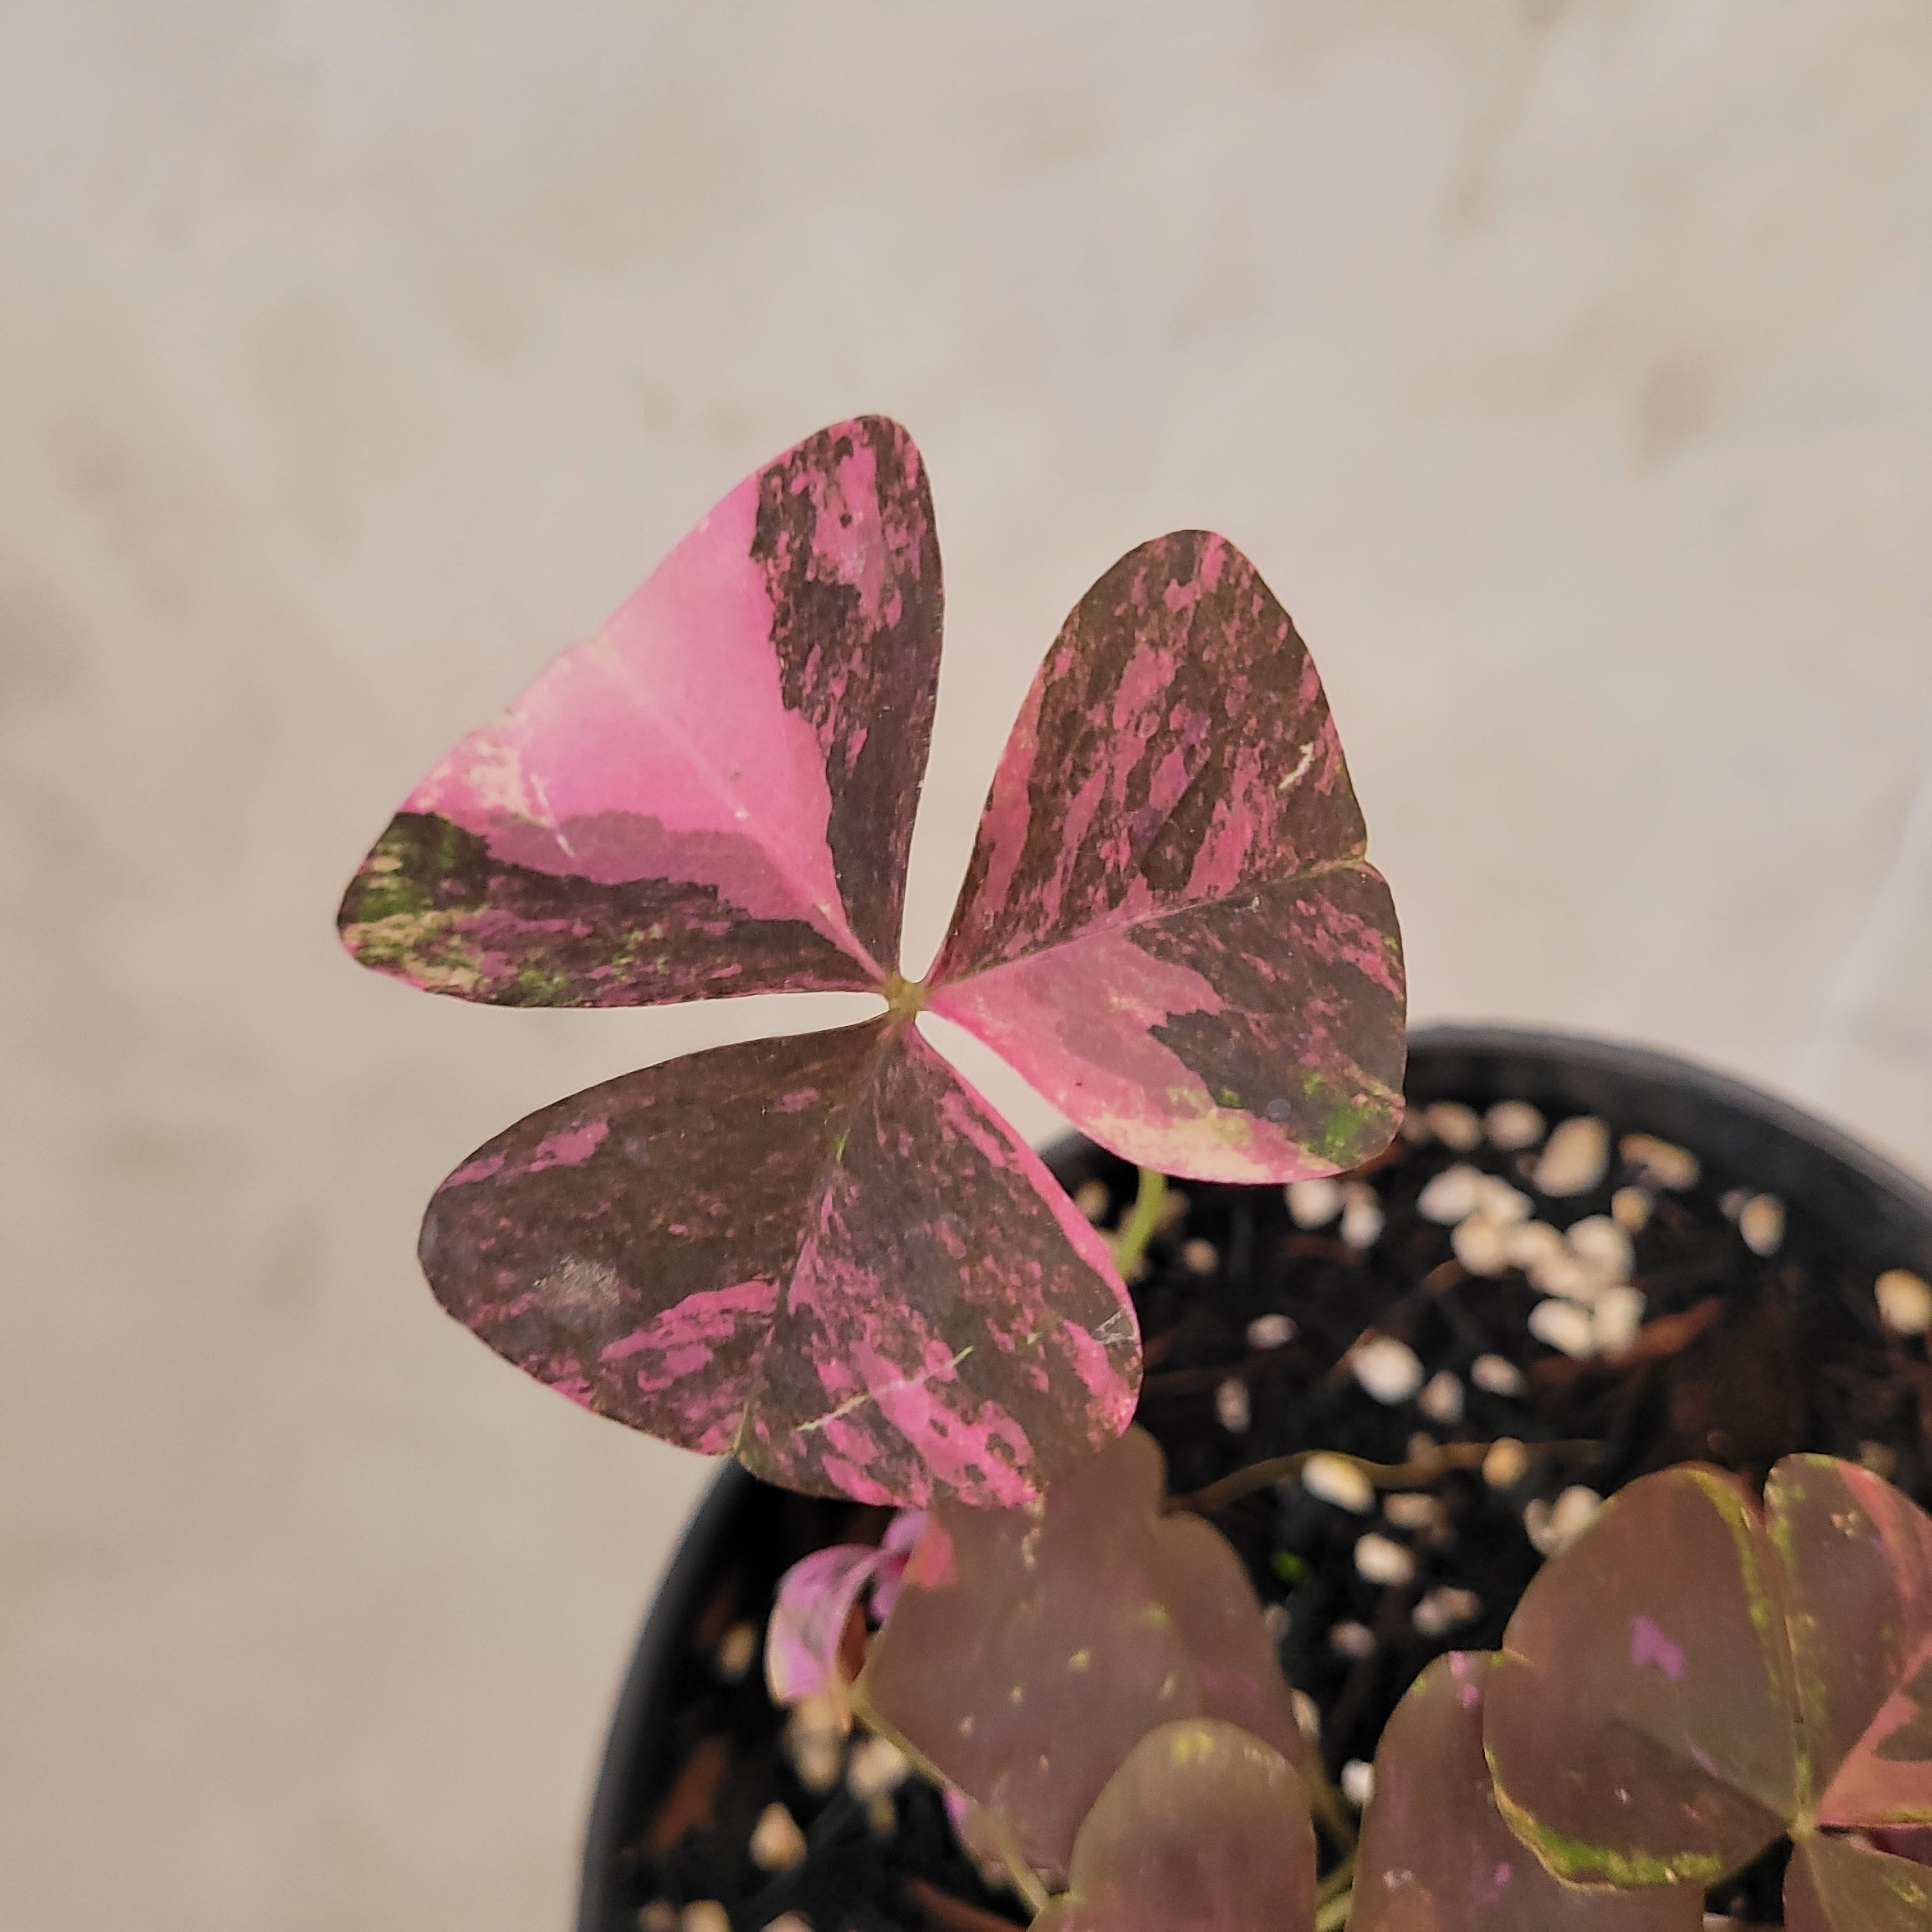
[339,416,941,1004]
[1771,1455,1932,1831]
[1353,1652,1705,1932]
[854,1427,1305,1879]
[1484,1463,1798,1888]
[1482,1454,1932,1929]
[341,418,1406,1502]
[1029,1720,1315,1932]
[765,1509,926,1712]
[927,531,1405,1183]
[417,1020,1135,1506]
[1784,1832,1932,1932]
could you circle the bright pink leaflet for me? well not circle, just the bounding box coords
[765,1509,926,1710]
[339,417,1406,1506]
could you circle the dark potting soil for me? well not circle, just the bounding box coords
[611,1104,1932,1932]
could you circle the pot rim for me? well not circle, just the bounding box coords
[576,1021,1932,1930]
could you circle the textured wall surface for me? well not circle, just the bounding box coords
[4,6,1929,1928]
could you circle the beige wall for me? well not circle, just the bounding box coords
[4,5,1929,1928]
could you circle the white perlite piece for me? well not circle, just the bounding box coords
[750,1803,809,1871]
[1611,1186,1653,1234]
[1418,1163,1482,1225]
[1355,1532,1416,1586]
[1483,1438,1529,1489]
[1383,1492,1445,1532]
[1878,1269,1932,1335]
[1593,1284,1646,1354]
[1530,1298,1597,1359]
[1286,1176,1343,1228]
[1485,1100,1546,1150]
[1452,1216,1509,1277]
[1304,1452,1376,1514]
[1073,1178,1110,1222]
[1567,1215,1634,1283]
[1474,1176,1533,1224]
[786,1695,845,1793]
[1331,1620,1377,1659]
[1740,1194,1786,1257]
[787,1692,844,1742]
[683,1905,732,1932]
[1215,1377,1252,1434]
[715,1621,758,1682]
[1182,1237,1219,1275]
[1353,1335,1425,1404]
[1720,1188,1752,1221]
[1621,1133,1700,1191]
[639,1904,679,1932]
[789,1728,843,1795]
[1246,1312,1296,1350]
[1533,1116,1611,1197]
[1265,1602,1292,1645]
[1554,1486,1604,1542]
[1527,1485,1604,1557]
[1471,1353,1525,1397]
[848,1735,909,1800]
[1291,1687,1321,1740]
[1529,1252,1598,1304]
[1340,1183,1384,1249]
[1341,1760,1376,1807]
[1503,1220,1566,1270]
[1418,1370,1464,1426]
[1427,1101,1484,1151]
[1522,1496,1554,1554]
[762,1915,813,1932]
[1413,1586,1481,1637]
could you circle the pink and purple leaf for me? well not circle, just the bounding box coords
[1353,1652,1704,1931]
[854,1427,1307,1882]
[1476,1454,1932,1929]
[765,1508,926,1713]
[339,417,1406,1505]
[1029,1719,1316,1932]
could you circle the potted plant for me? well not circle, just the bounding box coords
[339,418,1932,1931]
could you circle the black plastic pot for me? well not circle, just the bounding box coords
[575,1023,1932,1931]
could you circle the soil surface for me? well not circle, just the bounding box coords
[608,1101,1932,1932]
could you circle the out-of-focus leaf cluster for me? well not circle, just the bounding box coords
[768,1428,1318,1929]
[1358,1453,1932,1931]
[767,1446,1932,1929]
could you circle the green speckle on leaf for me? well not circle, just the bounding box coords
[348,910,486,997]
[1488,1775,1724,1889]
[1271,1551,1307,1585]
[344,820,469,926]
[507,962,576,1006]
[1281,1063,1386,1166]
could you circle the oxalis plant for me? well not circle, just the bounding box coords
[345,419,1932,1930]
[776,1441,1932,1929]
[338,413,1406,1508]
